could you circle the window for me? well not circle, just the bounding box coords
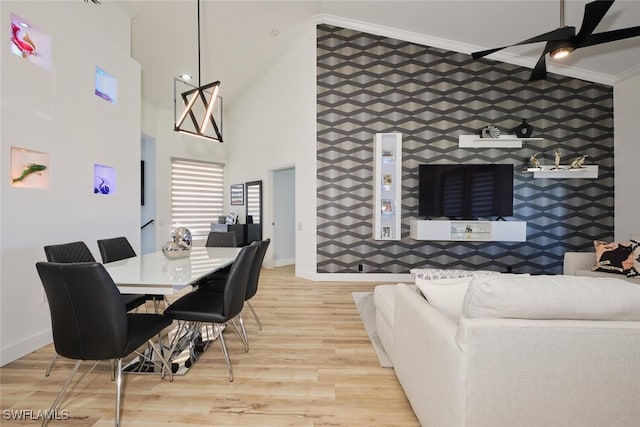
[170,158,224,239]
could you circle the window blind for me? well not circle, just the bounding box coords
[170,158,224,238]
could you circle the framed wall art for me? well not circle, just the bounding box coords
[230,183,244,205]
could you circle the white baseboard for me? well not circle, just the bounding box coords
[274,258,295,267]
[313,273,413,282]
[1,329,52,367]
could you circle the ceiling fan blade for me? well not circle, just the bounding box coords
[530,53,548,81]
[574,0,614,44]
[577,26,640,48]
[471,26,576,59]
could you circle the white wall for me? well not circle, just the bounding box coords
[224,24,317,277]
[613,70,640,240]
[0,1,140,364]
[140,104,229,247]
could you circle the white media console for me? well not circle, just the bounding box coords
[410,219,527,242]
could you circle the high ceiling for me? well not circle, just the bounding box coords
[115,1,640,109]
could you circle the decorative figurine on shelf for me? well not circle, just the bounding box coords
[161,226,192,259]
[514,119,533,138]
[528,154,541,169]
[552,149,562,170]
[570,155,588,169]
[480,124,501,139]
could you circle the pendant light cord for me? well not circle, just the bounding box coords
[559,0,565,27]
[197,0,201,87]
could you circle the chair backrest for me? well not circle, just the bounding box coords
[97,236,136,263]
[44,241,96,263]
[222,242,258,318]
[206,231,237,247]
[35,262,129,360]
[245,238,270,300]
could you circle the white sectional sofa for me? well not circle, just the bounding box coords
[374,274,640,427]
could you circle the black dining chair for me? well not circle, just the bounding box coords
[198,238,270,333]
[163,242,258,381]
[45,241,146,312]
[42,241,146,378]
[36,261,173,427]
[97,236,166,311]
[205,231,237,247]
[96,236,137,264]
[189,231,239,287]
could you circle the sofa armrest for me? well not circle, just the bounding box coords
[457,318,640,427]
[563,251,594,275]
[393,284,465,427]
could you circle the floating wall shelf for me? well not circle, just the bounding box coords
[410,219,527,242]
[458,134,543,148]
[527,165,598,179]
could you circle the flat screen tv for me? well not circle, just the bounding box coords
[418,164,514,219]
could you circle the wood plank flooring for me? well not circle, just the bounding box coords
[0,266,419,426]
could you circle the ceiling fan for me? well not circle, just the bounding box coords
[471,0,640,81]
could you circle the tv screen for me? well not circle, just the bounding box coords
[418,164,514,219]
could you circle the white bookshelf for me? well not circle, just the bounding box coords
[373,133,402,240]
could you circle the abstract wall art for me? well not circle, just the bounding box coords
[93,164,116,195]
[10,13,52,70]
[10,147,50,189]
[95,66,118,104]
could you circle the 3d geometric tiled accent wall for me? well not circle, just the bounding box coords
[317,24,614,275]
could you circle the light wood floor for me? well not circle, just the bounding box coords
[0,266,419,426]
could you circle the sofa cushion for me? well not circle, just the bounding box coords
[593,240,635,276]
[462,275,640,321]
[411,270,502,323]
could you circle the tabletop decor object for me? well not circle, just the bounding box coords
[162,226,192,259]
[569,155,588,169]
[480,124,500,139]
[514,119,533,138]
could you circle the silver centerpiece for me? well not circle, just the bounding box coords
[161,226,192,260]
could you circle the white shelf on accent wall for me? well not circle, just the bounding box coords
[373,133,402,241]
[458,134,543,148]
[529,165,598,179]
[410,219,527,242]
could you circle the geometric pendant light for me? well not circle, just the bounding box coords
[173,0,223,142]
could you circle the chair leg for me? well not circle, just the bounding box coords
[246,301,262,330]
[215,323,233,382]
[230,316,249,353]
[45,354,58,377]
[115,358,122,427]
[42,360,82,427]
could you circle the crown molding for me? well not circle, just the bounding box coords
[313,14,615,86]
[615,64,640,84]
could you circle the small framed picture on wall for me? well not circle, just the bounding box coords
[230,183,244,205]
[381,199,393,214]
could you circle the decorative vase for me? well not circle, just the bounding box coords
[514,119,533,138]
[161,227,192,259]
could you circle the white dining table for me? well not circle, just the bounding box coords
[104,246,240,295]
[103,246,241,375]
